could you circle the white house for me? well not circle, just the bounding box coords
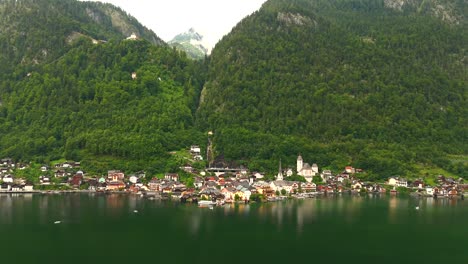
[270,180,294,194]
[352,181,363,190]
[345,166,355,174]
[126,33,138,40]
[425,186,434,196]
[253,172,264,179]
[0,183,10,191]
[129,175,139,184]
[387,177,408,187]
[2,175,14,183]
[190,145,201,155]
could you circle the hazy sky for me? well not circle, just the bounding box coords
[81,0,267,49]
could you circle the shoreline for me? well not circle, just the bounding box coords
[1,190,465,201]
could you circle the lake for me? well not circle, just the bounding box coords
[0,193,466,263]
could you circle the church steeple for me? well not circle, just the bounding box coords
[276,159,283,181]
[297,154,303,174]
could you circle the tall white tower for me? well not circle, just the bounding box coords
[297,155,303,174]
[276,159,283,181]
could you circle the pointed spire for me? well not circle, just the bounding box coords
[277,158,283,181]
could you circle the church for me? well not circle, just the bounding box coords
[297,155,318,182]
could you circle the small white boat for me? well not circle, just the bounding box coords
[54,221,61,224]
[198,201,216,207]
[133,210,138,213]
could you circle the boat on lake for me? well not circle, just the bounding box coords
[198,200,216,207]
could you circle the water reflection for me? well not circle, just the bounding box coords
[0,193,465,235]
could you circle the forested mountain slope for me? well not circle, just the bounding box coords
[0,0,206,173]
[197,0,467,177]
[0,0,163,75]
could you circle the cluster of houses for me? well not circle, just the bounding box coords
[0,158,34,192]
[386,175,465,197]
[0,155,465,200]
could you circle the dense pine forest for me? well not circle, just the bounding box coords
[0,0,206,174]
[0,0,466,179]
[198,0,467,178]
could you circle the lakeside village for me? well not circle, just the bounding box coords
[0,145,466,205]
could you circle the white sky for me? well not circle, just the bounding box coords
[80,0,267,50]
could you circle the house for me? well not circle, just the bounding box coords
[2,174,14,183]
[148,178,162,191]
[190,145,201,155]
[97,182,107,191]
[352,182,363,191]
[321,170,333,182]
[194,177,204,189]
[126,33,138,40]
[217,178,226,187]
[24,184,34,192]
[1,158,13,166]
[54,169,70,178]
[337,185,345,193]
[11,184,23,192]
[0,183,10,191]
[447,188,458,197]
[387,177,397,186]
[190,145,203,160]
[425,186,434,196]
[233,190,246,201]
[301,182,317,192]
[164,173,179,182]
[106,181,125,191]
[325,185,335,193]
[199,187,221,200]
[270,180,294,194]
[129,175,139,184]
[412,179,424,189]
[87,179,98,191]
[108,170,125,182]
[39,176,51,185]
[396,178,408,187]
[70,175,83,188]
[252,172,264,179]
[345,166,355,174]
[221,187,236,202]
[57,161,80,169]
[240,167,248,176]
[180,164,193,173]
[40,165,49,172]
[387,177,408,187]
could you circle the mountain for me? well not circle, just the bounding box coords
[197,0,467,177]
[0,0,206,174]
[169,28,208,60]
[0,0,164,75]
[0,0,466,179]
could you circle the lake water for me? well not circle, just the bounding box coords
[0,193,466,263]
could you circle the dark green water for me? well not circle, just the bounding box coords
[1,193,466,263]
